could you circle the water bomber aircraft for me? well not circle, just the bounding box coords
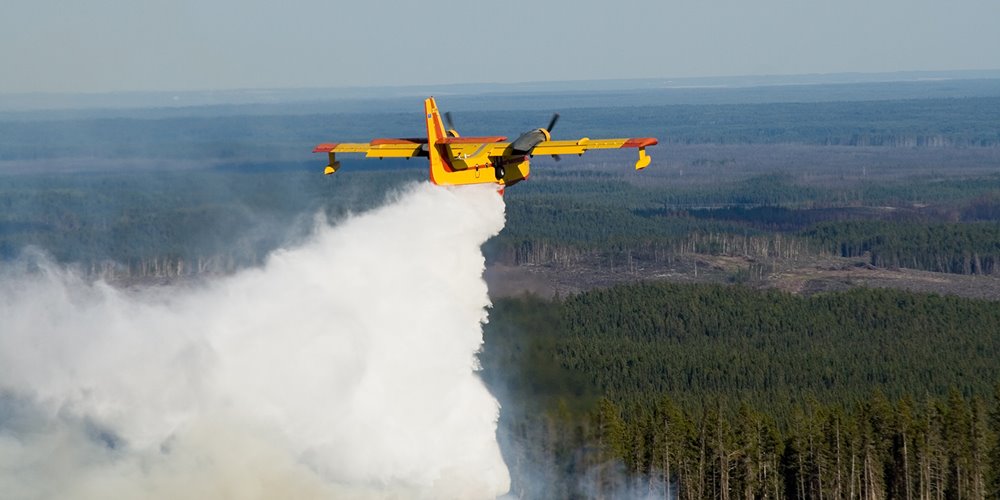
[313,97,658,190]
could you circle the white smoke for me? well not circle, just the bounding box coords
[0,182,511,499]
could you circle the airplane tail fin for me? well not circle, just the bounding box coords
[424,97,448,185]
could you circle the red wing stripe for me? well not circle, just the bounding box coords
[370,137,428,145]
[313,143,338,153]
[620,138,659,148]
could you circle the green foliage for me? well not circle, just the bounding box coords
[4,96,1000,163]
[6,83,1000,498]
[0,167,420,271]
[804,220,1000,274]
[989,384,1000,498]
[481,283,1000,498]
[483,283,1000,414]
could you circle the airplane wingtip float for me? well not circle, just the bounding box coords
[313,97,658,192]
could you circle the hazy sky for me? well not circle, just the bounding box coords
[3,0,999,94]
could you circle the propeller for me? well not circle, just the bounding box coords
[546,113,559,134]
[444,111,459,137]
[510,112,562,156]
[546,113,562,160]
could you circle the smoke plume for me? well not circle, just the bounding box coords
[0,182,510,499]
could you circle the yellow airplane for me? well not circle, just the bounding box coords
[313,97,658,189]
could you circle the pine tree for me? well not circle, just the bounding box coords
[593,397,627,498]
[945,389,972,499]
[987,384,1000,499]
[895,396,917,500]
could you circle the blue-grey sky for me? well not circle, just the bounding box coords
[3,0,999,94]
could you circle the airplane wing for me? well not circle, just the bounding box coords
[315,136,658,174]
[529,137,657,154]
[313,138,427,158]
[314,136,511,174]
[477,137,659,169]
[313,138,428,174]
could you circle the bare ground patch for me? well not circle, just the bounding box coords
[485,253,1000,301]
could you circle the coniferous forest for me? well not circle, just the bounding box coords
[4,80,1000,498]
[479,285,1000,499]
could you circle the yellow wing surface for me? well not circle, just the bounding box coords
[314,136,658,174]
[313,138,427,173]
[314,96,657,184]
[459,137,658,170]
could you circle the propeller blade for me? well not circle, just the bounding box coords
[511,112,561,154]
[546,113,560,133]
[552,154,561,162]
[444,111,455,131]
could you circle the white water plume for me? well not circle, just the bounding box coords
[0,182,510,499]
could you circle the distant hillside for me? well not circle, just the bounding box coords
[3,70,1000,117]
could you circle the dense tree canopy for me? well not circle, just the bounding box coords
[481,284,1000,499]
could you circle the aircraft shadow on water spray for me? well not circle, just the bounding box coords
[313,97,658,190]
